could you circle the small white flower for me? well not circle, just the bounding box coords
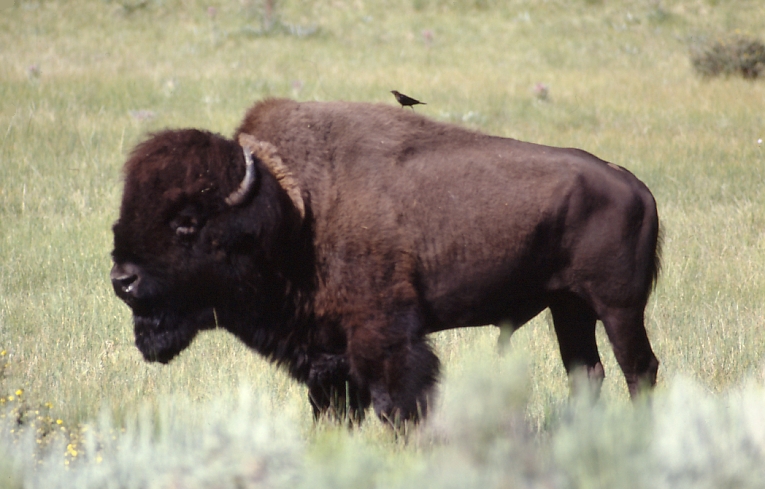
[758,138,763,145]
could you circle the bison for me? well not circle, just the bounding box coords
[111,99,660,423]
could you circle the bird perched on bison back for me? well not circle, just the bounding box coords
[391,90,426,109]
[110,98,661,426]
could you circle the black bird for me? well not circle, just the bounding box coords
[391,90,426,110]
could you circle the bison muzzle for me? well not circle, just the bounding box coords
[111,99,660,423]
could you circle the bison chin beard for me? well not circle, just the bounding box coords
[133,308,214,364]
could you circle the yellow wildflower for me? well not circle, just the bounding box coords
[0,350,6,356]
[15,389,23,396]
[56,419,63,425]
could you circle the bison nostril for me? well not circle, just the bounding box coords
[112,274,138,293]
[111,263,141,295]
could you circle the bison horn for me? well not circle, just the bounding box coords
[230,134,305,220]
[225,138,257,206]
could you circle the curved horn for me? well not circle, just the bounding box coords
[233,134,305,220]
[225,138,257,206]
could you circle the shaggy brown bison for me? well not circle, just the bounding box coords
[111,99,660,423]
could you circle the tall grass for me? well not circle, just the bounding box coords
[2,0,765,485]
[4,357,765,488]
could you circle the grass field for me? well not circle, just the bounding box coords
[1,0,765,486]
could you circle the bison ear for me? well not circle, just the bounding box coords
[237,134,305,221]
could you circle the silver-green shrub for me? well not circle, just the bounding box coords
[18,388,303,489]
[3,363,765,489]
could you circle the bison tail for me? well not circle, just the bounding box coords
[632,188,662,303]
[650,222,662,292]
[643,198,662,299]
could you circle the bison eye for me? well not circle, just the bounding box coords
[170,215,201,237]
[175,223,197,236]
[169,203,208,239]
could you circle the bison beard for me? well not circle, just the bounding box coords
[111,99,661,424]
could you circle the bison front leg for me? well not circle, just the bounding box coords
[348,316,440,424]
[307,354,370,424]
[370,340,440,424]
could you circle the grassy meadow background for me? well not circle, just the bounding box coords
[1,0,765,486]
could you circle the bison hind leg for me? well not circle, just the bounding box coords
[599,307,659,398]
[549,293,605,397]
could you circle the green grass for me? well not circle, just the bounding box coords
[2,0,765,486]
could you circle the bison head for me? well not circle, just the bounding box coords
[111,129,304,363]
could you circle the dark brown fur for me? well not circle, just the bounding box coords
[111,99,660,423]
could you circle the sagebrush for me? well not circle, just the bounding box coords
[690,33,765,79]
